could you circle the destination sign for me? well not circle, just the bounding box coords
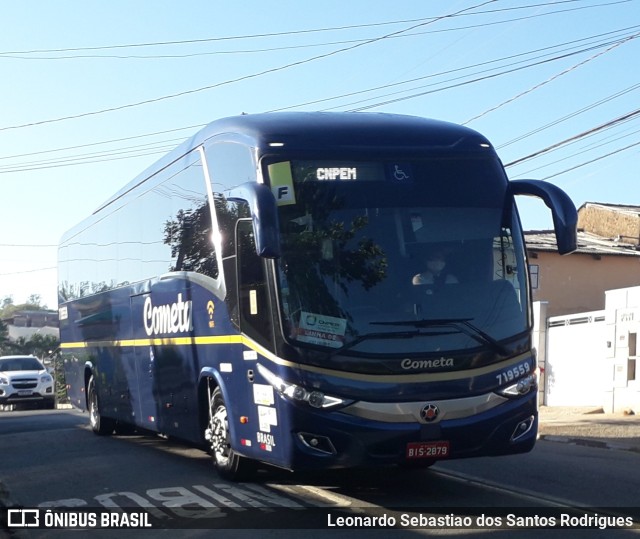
[291,161,386,182]
[316,167,357,180]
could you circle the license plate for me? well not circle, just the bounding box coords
[406,441,450,459]
[18,390,33,396]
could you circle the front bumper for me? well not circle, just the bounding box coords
[283,391,537,471]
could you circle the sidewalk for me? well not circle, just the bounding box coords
[538,406,640,454]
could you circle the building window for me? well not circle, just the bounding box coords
[529,264,539,289]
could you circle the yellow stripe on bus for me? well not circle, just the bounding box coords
[60,335,243,348]
[59,336,531,384]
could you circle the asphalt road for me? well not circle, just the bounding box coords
[1,409,638,538]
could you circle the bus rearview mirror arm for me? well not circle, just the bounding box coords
[228,183,281,258]
[509,179,578,255]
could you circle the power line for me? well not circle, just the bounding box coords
[0,148,172,174]
[0,138,182,173]
[5,23,632,167]
[267,25,640,113]
[0,0,602,56]
[538,139,640,180]
[2,28,637,174]
[1,1,627,61]
[0,244,56,248]
[0,1,634,184]
[504,108,640,167]
[497,82,640,149]
[341,39,628,112]
[0,267,56,276]
[510,124,640,176]
[463,34,639,125]
[0,0,498,133]
[0,124,202,162]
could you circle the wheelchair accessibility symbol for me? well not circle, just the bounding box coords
[391,164,412,182]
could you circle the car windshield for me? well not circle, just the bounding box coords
[270,157,529,357]
[0,357,45,371]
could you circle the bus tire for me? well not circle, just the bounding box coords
[207,387,255,481]
[88,375,115,436]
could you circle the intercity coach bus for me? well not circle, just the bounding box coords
[58,112,577,480]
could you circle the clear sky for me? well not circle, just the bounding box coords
[1,0,638,310]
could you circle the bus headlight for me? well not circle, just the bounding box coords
[497,373,537,398]
[257,364,350,409]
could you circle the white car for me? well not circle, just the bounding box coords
[0,355,55,410]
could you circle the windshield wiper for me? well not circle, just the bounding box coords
[329,328,453,358]
[370,318,509,356]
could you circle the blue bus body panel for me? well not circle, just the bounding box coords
[61,275,536,470]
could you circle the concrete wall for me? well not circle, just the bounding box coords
[578,205,640,244]
[530,251,640,317]
[604,286,640,413]
[536,286,640,413]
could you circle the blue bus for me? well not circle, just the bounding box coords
[58,112,577,480]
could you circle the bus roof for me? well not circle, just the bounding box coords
[83,112,496,223]
[198,112,492,152]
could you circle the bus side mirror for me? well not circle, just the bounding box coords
[509,179,577,255]
[228,183,281,258]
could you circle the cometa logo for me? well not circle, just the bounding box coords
[143,294,193,336]
[401,357,454,370]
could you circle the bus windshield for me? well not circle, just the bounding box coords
[269,158,529,356]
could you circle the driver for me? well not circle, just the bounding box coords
[412,249,458,286]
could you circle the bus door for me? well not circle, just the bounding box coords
[236,219,274,349]
[236,219,282,459]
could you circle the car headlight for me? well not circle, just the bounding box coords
[0,376,8,385]
[41,374,53,384]
[257,364,351,409]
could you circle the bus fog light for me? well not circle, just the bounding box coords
[297,432,337,455]
[511,415,535,442]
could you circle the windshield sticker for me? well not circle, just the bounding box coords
[268,162,296,206]
[296,311,347,348]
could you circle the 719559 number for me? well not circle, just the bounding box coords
[496,361,531,385]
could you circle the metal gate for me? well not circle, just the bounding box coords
[545,311,607,407]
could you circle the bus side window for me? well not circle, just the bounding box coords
[236,219,273,348]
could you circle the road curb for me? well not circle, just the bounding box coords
[538,434,640,455]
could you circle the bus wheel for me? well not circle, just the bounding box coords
[88,376,115,436]
[207,387,255,481]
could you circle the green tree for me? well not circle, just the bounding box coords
[0,296,49,319]
[9,333,59,359]
[0,319,11,355]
